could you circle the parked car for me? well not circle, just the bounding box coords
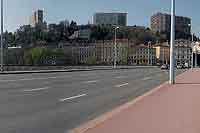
[161,64,168,70]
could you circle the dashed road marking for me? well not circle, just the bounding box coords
[141,77,152,81]
[115,83,129,88]
[0,76,71,82]
[83,80,100,84]
[22,87,50,92]
[59,94,87,102]
[116,76,128,79]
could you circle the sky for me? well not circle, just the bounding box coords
[4,0,200,36]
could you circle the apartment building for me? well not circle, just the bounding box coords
[151,12,191,35]
[154,40,192,66]
[129,44,156,65]
[95,39,128,65]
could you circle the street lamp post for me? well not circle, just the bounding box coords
[169,0,175,84]
[148,42,150,65]
[195,45,198,68]
[1,0,3,72]
[114,26,119,69]
[151,44,153,65]
[191,34,194,69]
[148,41,152,65]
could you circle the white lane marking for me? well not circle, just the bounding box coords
[141,77,152,81]
[22,87,50,92]
[116,76,128,79]
[0,75,71,82]
[115,83,129,88]
[83,80,100,84]
[59,94,87,102]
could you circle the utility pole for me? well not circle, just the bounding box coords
[114,26,119,69]
[191,34,194,69]
[169,0,175,84]
[195,46,198,67]
[1,0,3,72]
[148,41,150,65]
[149,42,153,65]
[195,36,198,67]
[163,48,165,64]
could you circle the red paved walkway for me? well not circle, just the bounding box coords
[71,69,200,133]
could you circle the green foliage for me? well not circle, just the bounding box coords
[24,50,33,65]
[86,56,96,65]
[121,48,128,65]
[90,25,113,40]
[24,48,65,65]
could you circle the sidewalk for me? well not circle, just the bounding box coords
[71,69,200,133]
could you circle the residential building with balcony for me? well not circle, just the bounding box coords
[95,39,128,65]
[72,45,95,64]
[128,44,156,65]
[154,40,192,66]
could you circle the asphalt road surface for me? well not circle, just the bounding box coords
[0,68,186,133]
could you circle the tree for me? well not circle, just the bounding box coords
[67,20,78,36]
[86,56,96,65]
[4,31,16,47]
[24,48,66,66]
[24,49,33,65]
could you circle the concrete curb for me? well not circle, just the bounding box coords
[68,69,189,133]
[0,66,158,75]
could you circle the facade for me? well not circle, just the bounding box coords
[154,40,192,66]
[60,42,96,65]
[129,44,156,65]
[175,40,192,66]
[95,40,128,65]
[151,12,191,35]
[154,43,170,64]
[72,45,96,64]
[93,12,127,26]
[30,10,44,27]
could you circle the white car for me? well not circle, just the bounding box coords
[161,64,168,70]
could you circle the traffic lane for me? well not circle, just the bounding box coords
[0,68,161,117]
[0,67,162,104]
[0,68,160,84]
[0,68,161,95]
[0,69,132,80]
